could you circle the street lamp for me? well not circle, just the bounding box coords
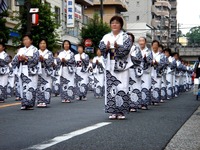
[15,0,32,34]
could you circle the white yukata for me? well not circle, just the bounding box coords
[166,56,176,99]
[140,47,153,107]
[88,62,94,91]
[58,50,76,101]
[128,45,143,109]
[175,60,182,96]
[92,56,105,98]
[99,30,132,114]
[75,53,89,98]
[52,57,61,96]
[0,51,10,101]
[36,49,54,104]
[12,45,39,108]
[161,54,168,101]
[7,63,15,97]
[151,51,165,103]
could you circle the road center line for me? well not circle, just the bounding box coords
[0,102,21,109]
[24,122,112,150]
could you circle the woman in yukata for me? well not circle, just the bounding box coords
[12,34,39,110]
[75,44,90,101]
[58,40,76,103]
[99,15,132,120]
[36,39,54,107]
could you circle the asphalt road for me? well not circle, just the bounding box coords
[0,91,199,150]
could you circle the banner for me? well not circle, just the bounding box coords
[67,0,75,28]
[75,4,82,20]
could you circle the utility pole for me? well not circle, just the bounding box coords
[100,0,103,21]
[25,0,32,34]
[160,3,164,45]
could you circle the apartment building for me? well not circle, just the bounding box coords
[4,0,93,48]
[84,0,128,24]
[169,0,177,48]
[123,0,177,46]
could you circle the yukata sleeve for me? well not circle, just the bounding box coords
[27,50,39,68]
[116,35,131,58]
[99,40,108,59]
[158,54,166,69]
[11,55,19,69]
[44,52,54,67]
[131,47,143,66]
[145,50,153,64]
[66,53,76,67]
[82,54,90,68]
[0,54,10,67]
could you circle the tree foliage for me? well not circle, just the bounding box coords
[80,13,111,50]
[186,26,200,46]
[13,0,59,50]
[0,11,9,43]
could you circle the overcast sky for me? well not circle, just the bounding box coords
[177,0,200,33]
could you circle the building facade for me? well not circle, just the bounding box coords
[123,0,177,47]
[84,0,128,24]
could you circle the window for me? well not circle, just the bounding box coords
[55,6,60,24]
[7,0,12,9]
[136,1,140,6]
[136,15,140,21]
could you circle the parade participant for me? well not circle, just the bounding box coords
[92,48,105,98]
[7,55,15,98]
[127,33,143,112]
[12,34,39,110]
[151,40,165,105]
[99,15,132,119]
[0,42,10,103]
[36,39,54,107]
[88,58,94,92]
[182,60,187,92]
[164,48,176,100]
[14,46,23,101]
[174,52,181,97]
[58,40,76,103]
[52,52,61,97]
[75,44,89,101]
[159,44,168,102]
[139,37,153,110]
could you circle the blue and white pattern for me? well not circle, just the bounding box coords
[92,56,105,97]
[36,49,54,104]
[58,50,76,101]
[74,53,89,97]
[12,45,39,107]
[0,51,10,101]
[99,30,132,114]
[129,45,143,109]
[140,47,153,106]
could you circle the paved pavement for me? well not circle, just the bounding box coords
[165,105,200,150]
[0,91,199,150]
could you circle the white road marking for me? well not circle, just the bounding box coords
[25,122,111,150]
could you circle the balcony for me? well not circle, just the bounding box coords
[170,1,177,9]
[93,0,128,11]
[154,1,171,10]
[75,0,93,6]
[151,18,160,28]
[151,5,170,17]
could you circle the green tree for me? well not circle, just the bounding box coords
[80,13,111,52]
[186,26,200,46]
[0,11,9,43]
[13,0,59,50]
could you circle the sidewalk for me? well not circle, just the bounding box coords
[165,105,200,150]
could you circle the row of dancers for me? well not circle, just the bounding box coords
[0,16,193,118]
